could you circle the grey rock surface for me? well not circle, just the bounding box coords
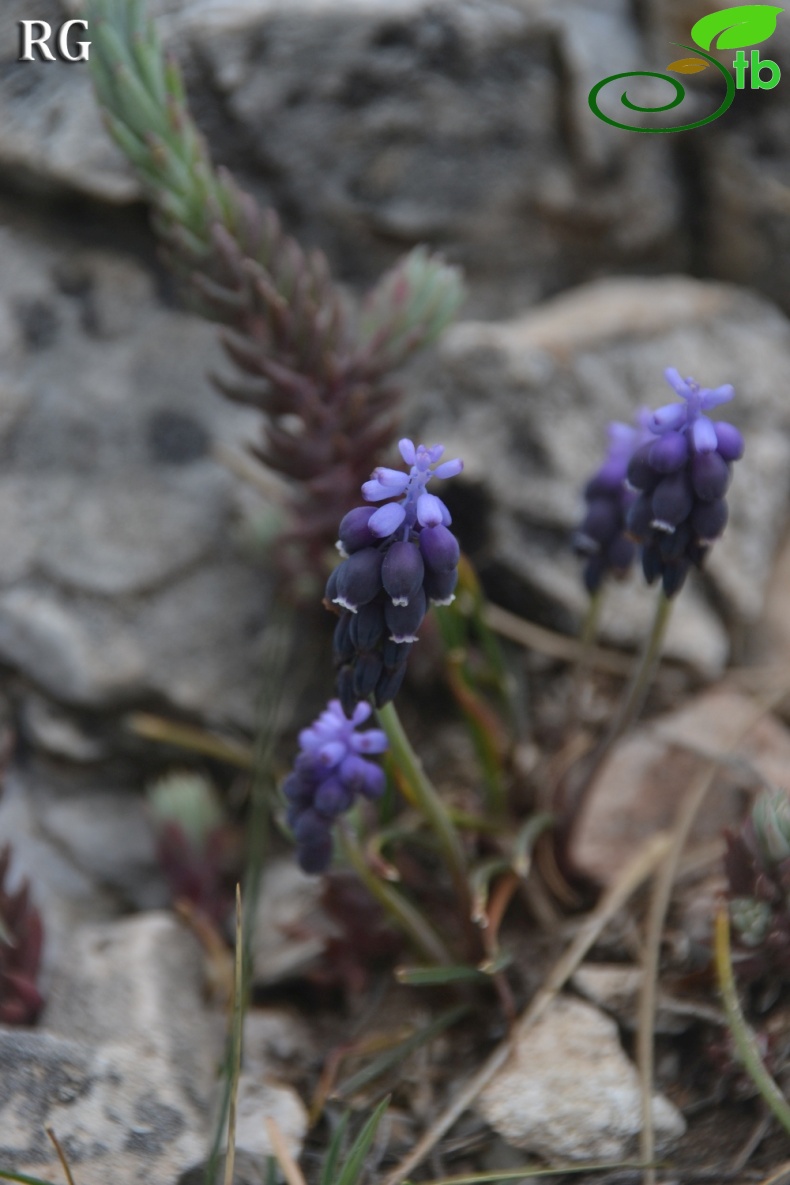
[476,995,686,1162]
[0,213,274,732]
[420,275,790,674]
[0,0,684,314]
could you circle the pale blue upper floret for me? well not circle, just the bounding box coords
[652,368,735,453]
[361,439,464,538]
[298,699,388,768]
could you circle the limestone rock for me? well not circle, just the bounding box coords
[476,996,686,1161]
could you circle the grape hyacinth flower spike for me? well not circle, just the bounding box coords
[625,368,744,597]
[574,419,648,594]
[326,439,463,716]
[284,700,389,874]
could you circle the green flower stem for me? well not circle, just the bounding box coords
[338,826,453,965]
[560,590,673,842]
[376,701,471,920]
[715,907,790,1135]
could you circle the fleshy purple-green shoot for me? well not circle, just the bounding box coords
[326,439,463,716]
[284,700,388,874]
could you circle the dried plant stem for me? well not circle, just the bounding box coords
[637,680,790,1185]
[223,885,244,1185]
[484,602,633,675]
[338,826,453,965]
[715,907,790,1135]
[376,702,471,923]
[45,1132,75,1185]
[381,831,672,1185]
[265,1118,308,1185]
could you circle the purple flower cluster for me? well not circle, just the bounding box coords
[326,439,463,716]
[625,369,744,597]
[573,421,646,593]
[283,700,388,873]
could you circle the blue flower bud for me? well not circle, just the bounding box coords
[423,566,459,605]
[382,639,413,669]
[690,497,728,541]
[314,777,354,818]
[627,443,661,492]
[340,754,386,799]
[385,588,427,642]
[333,548,384,612]
[419,524,460,572]
[648,431,688,474]
[604,535,635,571]
[349,601,386,652]
[375,663,408,707]
[298,835,333,874]
[337,506,379,554]
[626,493,654,538]
[382,541,425,606]
[352,651,385,699]
[578,499,620,548]
[661,558,690,598]
[690,451,730,502]
[333,613,355,664]
[714,421,745,461]
[651,470,693,530]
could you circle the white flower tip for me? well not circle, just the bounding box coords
[332,595,359,613]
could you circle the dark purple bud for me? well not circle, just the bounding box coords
[419,524,460,572]
[375,662,408,707]
[580,498,620,547]
[659,520,691,562]
[340,754,386,799]
[648,431,688,474]
[325,565,340,605]
[314,778,354,818]
[604,534,635,572]
[385,588,427,642]
[691,497,728,540]
[333,548,384,612]
[662,559,690,598]
[627,443,661,492]
[651,470,693,529]
[337,665,358,719]
[282,773,314,808]
[585,470,621,498]
[338,506,379,554]
[294,808,331,847]
[286,803,302,831]
[333,613,354,665]
[298,835,333,874]
[690,451,730,502]
[713,421,745,461]
[382,541,425,607]
[349,601,385,652]
[382,639,412,669]
[423,566,459,605]
[352,651,384,700]
[642,542,663,585]
[626,492,654,539]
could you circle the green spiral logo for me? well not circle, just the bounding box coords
[587,45,735,132]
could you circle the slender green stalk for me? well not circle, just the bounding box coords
[560,590,673,837]
[376,701,471,918]
[715,907,790,1136]
[569,588,604,717]
[223,886,244,1185]
[338,826,453,965]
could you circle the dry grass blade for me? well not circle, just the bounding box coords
[265,1117,308,1185]
[484,602,634,675]
[757,1165,790,1185]
[45,1131,75,1185]
[637,680,790,1185]
[223,885,244,1185]
[381,832,672,1185]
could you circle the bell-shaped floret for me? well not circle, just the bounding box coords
[338,506,379,554]
[713,421,745,461]
[648,431,688,474]
[340,754,386,799]
[382,541,425,607]
[419,523,460,572]
[333,548,384,612]
[651,470,693,530]
[690,497,728,541]
[423,566,458,605]
[385,588,427,643]
[690,451,730,502]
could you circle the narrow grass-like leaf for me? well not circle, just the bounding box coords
[0,1172,63,1185]
[319,1112,350,1185]
[395,960,509,986]
[412,1163,651,1185]
[335,1097,390,1185]
[334,1004,469,1100]
[223,885,244,1185]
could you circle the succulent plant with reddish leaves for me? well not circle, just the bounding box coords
[0,844,44,1026]
[724,789,790,983]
